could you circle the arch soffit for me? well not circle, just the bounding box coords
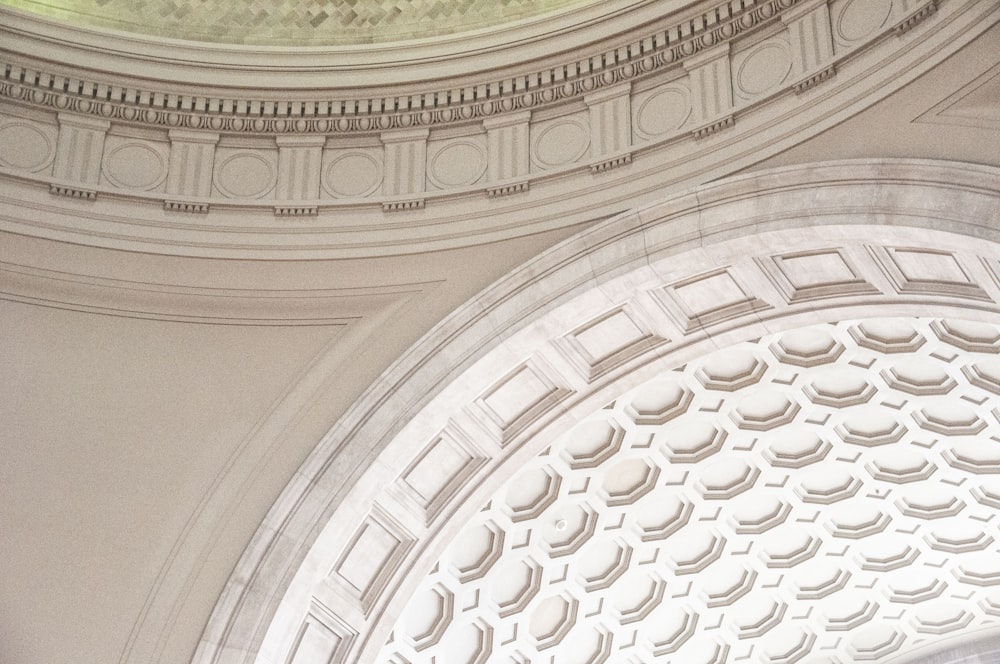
[194,159,1000,664]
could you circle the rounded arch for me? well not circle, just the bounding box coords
[380,314,1000,662]
[195,159,1000,664]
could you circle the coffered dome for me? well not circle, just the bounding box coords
[1,2,998,664]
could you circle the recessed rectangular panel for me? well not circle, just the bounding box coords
[332,510,413,614]
[653,267,770,331]
[400,428,486,523]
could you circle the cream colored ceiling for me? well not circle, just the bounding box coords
[0,0,599,45]
[1,5,999,664]
[384,317,1000,663]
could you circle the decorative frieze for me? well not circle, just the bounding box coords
[0,0,954,215]
[0,0,803,138]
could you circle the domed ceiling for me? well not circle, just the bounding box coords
[381,318,1000,664]
[1,0,604,45]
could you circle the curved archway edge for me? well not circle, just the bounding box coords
[195,159,1000,664]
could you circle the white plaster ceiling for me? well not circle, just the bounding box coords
[380,317,1000,663]
[0,5,998,664]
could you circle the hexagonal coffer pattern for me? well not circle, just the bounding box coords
[378,319,1000,664]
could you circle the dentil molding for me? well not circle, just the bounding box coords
[0,0,966,240]
[2,0,993,260]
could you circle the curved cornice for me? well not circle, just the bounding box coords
[0,1,710,86]
[190,159,1000,664]
[1,0,793,120]
[0,0,606,48]
[2,0,989,259]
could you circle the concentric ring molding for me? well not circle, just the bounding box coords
[191,160,1000,664]
[1,0,990,259]
[382,316,1000,663]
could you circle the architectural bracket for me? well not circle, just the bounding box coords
[487,182,529,198]
[590,153,632,174]
[691,116,735,139]
[49,184,96,200]
[793,66,837,93]
[383,199,425,212]
[894,1,937,34]
[164,200,210,213]
[275,205,319,217]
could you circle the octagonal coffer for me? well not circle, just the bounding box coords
[576,539,631,591]
[631,492,692,541]
[933,319,1000,353]
[541,503,597,558]
[449,521,505,582]
[886,574,946,604]
[849,625,905,661]
[729,493,791,534]
[561,626,613,664]
[836,407,906,447]
[826,503,890,539]
[944,440,1000,474]
[657,419,727,463]
[896,487,965,520]
[701,560,756,607]
[646,606,698,655]
[924,522,993,553]
[805,368,875,407]
[730,595,786,638]
[954,553,1000,587]
[731,391,799,431]
[398,584,454,651]
[882,358,956,396]
[914,402,986,436]
[696,458,760,500]
[600,458,659,506]
[437,621,493,664]
[796,468,861,504]
[667,528,726,575]
[624,380,693,425]
[763,426,830,469]
[964,359,1000,394]
[769,327,843,367]
[850,320,925,354]
[695,349,767,391]
[911,602,974,635]
[760,527,821,568]
[822,595,879,631]
[856,535,920,572]
[793,560,850,599]
[761,626,816,664]
[865,447,935,484]
[504,467,561,522]
[528,594,578,650]
[610,571,665,625]
[561,418,626,470]
[490,558,542,617]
